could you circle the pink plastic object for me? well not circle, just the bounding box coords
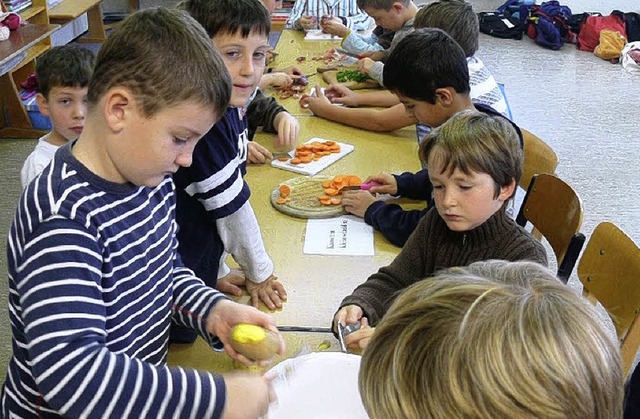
[359,182,381,190]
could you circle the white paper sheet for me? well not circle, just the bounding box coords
[303,216,374,256]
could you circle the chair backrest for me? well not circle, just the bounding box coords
[516,173,585,281]
[520,129,559,191]
[577,222,640,377]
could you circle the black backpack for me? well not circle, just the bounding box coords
[478,11,525,40]
[625,12,640,42]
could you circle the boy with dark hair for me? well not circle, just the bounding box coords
[334,109,547,350]
[174,0,288,345]
[2,7,281,418]
[20,45,95,188]
[338,27,518,246]
[302,0,507,135]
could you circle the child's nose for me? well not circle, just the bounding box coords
[240,56,255,76]
[176,149,194,168]
[73,103,86,119]
[442,189,457,207]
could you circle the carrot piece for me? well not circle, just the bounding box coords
[325,140,335,146]
[277,156,289,162]
[300,156,312,163]
[349,175,362,185]
[279,184,291,198]
[275,196,287,204]
[296,150,311,156]
[334,175,344,184]
[318,195,330,200]
[325,188,339,196]
[330,197,341,205]
[322,180,332,188]
[319,198,331,206]
[290,158,302,165]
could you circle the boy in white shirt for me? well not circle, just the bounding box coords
[20,45,95,189]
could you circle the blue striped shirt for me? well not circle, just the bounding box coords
[2,142,228,418]
[286,0,373,31]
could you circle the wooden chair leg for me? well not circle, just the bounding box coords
[76,5,107,44]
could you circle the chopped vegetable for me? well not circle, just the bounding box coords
[336,69,370,83]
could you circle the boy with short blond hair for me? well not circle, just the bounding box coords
[173,0,289,344]
[20,45,95,189]
[334,109,546,350]
[2,8,281,418]
[360,260,623,418]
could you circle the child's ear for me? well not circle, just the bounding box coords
[434,88,454,107]
[498,178,517,202]
[103,88,132,133]
[36,93,50,117]
[392,2,404,13]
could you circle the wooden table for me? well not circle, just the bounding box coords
[49,0,106,43]
[168,30,421,373]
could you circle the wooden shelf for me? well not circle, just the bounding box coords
[49,0,106,43]
[19,5,46,22]
[0,0,58,139]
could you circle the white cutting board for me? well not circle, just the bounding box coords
[271,138,354,176]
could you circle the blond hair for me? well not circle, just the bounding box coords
[88,7,230,117]
[420,109,522,202]
[359,260,623,419]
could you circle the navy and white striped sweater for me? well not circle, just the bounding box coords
[2,142,228,418]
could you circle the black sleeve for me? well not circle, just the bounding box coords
[246,89,286,140]
[395,169,433,202]
[364,201,429,247]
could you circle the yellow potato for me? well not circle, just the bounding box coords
[229,324,280,361]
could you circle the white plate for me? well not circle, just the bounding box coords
[265,352,368,419]
[270,138,354,176]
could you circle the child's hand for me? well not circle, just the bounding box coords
[299,84,333,114]
[333,304,364,333]
[272,65,303,76]
[299,15,317,30]
[357,57,375,75]
[325,83,360,106]
[216,268,245,297]
[344,318,374,352]
[341,190,376,218]
[320,16,348,37]
[358,50,384,61]
[365,172,398,195]
[222,372,275,418]
[206,299,285,365]
[247,141,273,164]
[273,111,300,148]
[245,274,288,310]
[259,72,293,90]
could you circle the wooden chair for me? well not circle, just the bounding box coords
[577,222,640,377]
[520,128,559,190]
[516,173,585,281]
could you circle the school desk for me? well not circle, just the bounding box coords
[168,114,422,372]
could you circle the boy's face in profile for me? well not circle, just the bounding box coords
[213,30,270,108]
[37,86,88,145]
[428,149,513,232]
[395,92,450,129]
[365,5,405,31]
[109,99,216,187]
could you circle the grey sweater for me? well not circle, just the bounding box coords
[339,207,548,325]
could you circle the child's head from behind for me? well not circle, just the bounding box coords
[87,7,231,187]
[384,28,470,127]
[419,110,521,231]
[35,45,95,143]
[179,0,271,107]
[414,0,479,57]
[359,260,624,419]
[357,0,411,31]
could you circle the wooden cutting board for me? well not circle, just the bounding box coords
[271,175,347,219]
[320,69,380,90]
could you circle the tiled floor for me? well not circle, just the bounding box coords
[0,29,639,382]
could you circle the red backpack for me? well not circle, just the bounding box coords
[577,11,626,52]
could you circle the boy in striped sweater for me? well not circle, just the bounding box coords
[172,0,290,346]
[2,8,282,418]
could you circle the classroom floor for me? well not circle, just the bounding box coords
[0,32,639,383]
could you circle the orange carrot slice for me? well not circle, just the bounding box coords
[325,188,339,196]
[330,197,341,205]
[290,158,301,165]
[279,184,291,198]
[277,156,289,162]
[275,196,287,204]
